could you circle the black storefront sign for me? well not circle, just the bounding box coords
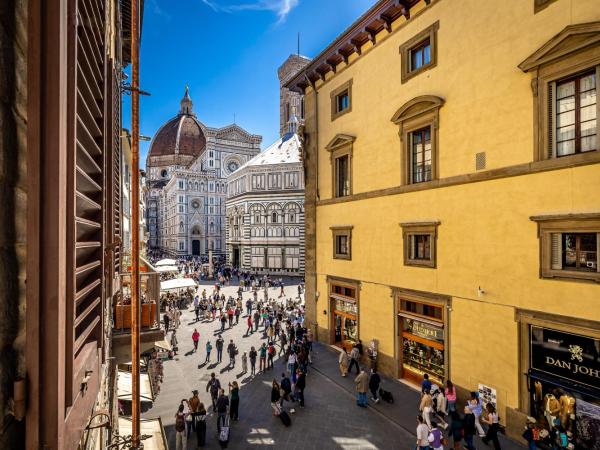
[530,326,600,391]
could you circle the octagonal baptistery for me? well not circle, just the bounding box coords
[147,86,207,168]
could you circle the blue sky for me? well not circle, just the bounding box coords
[124,0,377,162]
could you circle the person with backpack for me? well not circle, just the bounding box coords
[482,403,501,450]
[368,368,381,403]
[428,421,445,450]
[249,346,258,375]
[463,405,477,450]
[522,417,538,450]
[206,372,221,412]
[215,335,224,363]
[447,410,463,450]
[174,404,187,450]
[348,345,361,375]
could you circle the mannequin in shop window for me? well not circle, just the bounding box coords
[543,392,561,429]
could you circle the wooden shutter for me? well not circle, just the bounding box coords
[66,0,106,404]
[550,233,562,270]
[112,66,122,274]
[548,81,556,159]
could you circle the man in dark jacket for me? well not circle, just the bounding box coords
[280,373,292,406]
[295,369,306,407]
[215,335,224,363]
[227,339,237,368]
[369,369,381,403]
[463,405,476,450]
[206,373,221,412]
[215,389,229,433]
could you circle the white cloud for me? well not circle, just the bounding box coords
[200,0,300,24]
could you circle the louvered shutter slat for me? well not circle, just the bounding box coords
[548,81,556,159]
[551,233,562,270]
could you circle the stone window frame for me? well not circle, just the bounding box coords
[325,134,356,198]
[400,221,440,268]
[331,225,353,260]
[399,21,439,84]
[330,79,353,121]
[391,95,445,185]
[518,22,600,162]
[530,213,600,283]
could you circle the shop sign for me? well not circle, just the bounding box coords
[530,326,600,390]
[406,318,444,342]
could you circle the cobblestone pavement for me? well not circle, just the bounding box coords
[143,279,525,450]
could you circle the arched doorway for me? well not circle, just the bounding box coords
[192,240,201,256]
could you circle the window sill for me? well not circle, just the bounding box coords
[541,269,600,283]
[402,62,436,84]
[333,254,352,261]
[404,259,436,268]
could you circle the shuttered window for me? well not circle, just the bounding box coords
[66,0,107,404]
[550,233,598,272]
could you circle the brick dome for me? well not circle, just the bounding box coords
[148,87,207,158]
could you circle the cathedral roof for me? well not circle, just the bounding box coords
[240,133,301,169]
[147,87,207,159]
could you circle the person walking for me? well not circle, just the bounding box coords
[354,369,369,407]
[206,373,221,412]
[253,310,260,332]
[259,343,267,372]
[215,335,224,363]
[287,350,297,376]
[246,315,253,336]
[220,313,227,332]
[420,389,434,429]
[192,329,200,352]
[482,403,501,449]
[416,415,430,450]
[163,311,171,332]
[229,381,240,421]
[187,390,201,434]
[280,373,292,407]
[204,340,212,363]
[463,405,477,450]
[174,404,187,450]
[227,339,237,368]
[422,373,432,394]
[271,380,282,415]
[348,345,360,375]
[267,341,275,370]
[241,351,248,374]
[195,402,207,448]
[249,346,257,375]
[445,379,457,414]
[278,332,288,357]
[295,368,306,408]
[369,368,381,403]
[428,422,444,450]
[215,389,229,433]
[468,392,486,437]
[448,410,464,450]
[170,330,178,356]
[339,348,349,377]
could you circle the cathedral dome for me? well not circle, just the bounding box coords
[148,86,207,159]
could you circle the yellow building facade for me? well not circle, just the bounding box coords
[287,0,600,442]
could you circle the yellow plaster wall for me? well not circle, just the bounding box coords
[315,0,600,197]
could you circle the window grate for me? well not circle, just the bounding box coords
[475,152,486,170]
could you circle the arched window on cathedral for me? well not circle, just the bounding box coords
[179,221,184,232]
[200,182,205,192]
[209,222,215,234]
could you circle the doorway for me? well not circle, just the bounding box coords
[192,240,201,256]
[233,247,240,267]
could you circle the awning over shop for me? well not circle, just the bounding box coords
[154,340,172,351]
[154,265,179,273]
[118,416,168,450]
[155,258,177,266]
[160,278,197,291]
[117,370,154,402]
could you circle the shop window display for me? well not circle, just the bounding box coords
[403,338,444,383]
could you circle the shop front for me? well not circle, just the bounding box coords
[525,325,600,449]
[329,279,359,351]
[396,291,448,386]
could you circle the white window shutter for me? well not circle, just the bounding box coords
[548,81,556,159]
[551,233,562,270]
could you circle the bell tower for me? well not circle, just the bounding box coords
[277,54,311,137]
